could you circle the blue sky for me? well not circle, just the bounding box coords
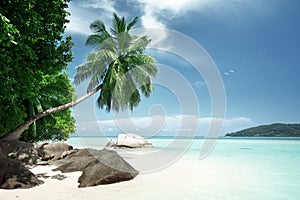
[65,0,300,137]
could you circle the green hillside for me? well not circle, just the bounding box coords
[225,123,300,137]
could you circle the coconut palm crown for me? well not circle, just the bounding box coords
[74,13,158,112]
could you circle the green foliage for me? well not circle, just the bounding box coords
[74,13,158,112]
[0,0,75,142]
[225,123,300,137]
[0,13,25,135]
[21,73,76,142]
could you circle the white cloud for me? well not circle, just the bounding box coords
[78,115,253,137]
[131,0,271,29]
[224,69,236,76]
[134,0,209,28]
[133,0,277,29]
[66,0,275,35]
[66,0,118,36]
[80,0,116,11]
[66,0,214,34]
[66,3,95,35]
[140,14,165,29]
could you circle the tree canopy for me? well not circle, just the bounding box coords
[0,0,75,142]
[74,13,158,112]
[1,4,157,142]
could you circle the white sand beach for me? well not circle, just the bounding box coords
[0,152,236,200]
[1,139,300,200]
[0,153,273,200]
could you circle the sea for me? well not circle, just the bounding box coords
[66,136,300,200]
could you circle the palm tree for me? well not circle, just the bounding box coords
[3,13,158,141]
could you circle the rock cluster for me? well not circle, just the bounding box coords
[0,140,43,189]
[0,155,43,189]
[53,148,138,188]
[0,140,138,189]
[37,142,73,162]
[1,140,39,166]
[106,133,153,148]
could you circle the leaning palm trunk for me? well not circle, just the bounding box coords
[3,13,157,141]
[3,84,103,141]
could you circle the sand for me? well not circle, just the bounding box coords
[0,152,260,200]
[0,146,279,200]
[0,153,211,200]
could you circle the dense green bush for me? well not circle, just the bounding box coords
[0,0,75,142]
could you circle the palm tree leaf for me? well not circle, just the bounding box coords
[130,65,152,87]
[76,13,158,112]
[125,54,158,76]
[116,32,132,55]
[129,89,141,111]
[87,74,101,93]
[111,13,120,35]
[97,64,114,111]
[73,62,94,85]
[86,20,110,46]
[111,13,129,35]
[85,34,110,47]
[89,20,107,33]
[127,16,138,31]
[126,36,150,54]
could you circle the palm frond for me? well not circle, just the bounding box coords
[86,20,110,46]
[73,62,94,85]
[111,13,123,35]
[89,20,107,33]
[75,13,158,112]
[116,32,132,55]
[129,65,152,88]
[127,16,138,31]
[97,65,114,111]
[125,54,158,76]
[136,54,158,76]
[112,71,139,111]
[129,89,141,111]
[126,36,150,54]
[87,73,101,93]
[85,33,110,47]
[74,50,114,85]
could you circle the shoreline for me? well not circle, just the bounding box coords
[1,139,300,200]
[0,147,189,200]
[68,135,300,140]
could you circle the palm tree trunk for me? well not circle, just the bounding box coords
[3,84,103,141]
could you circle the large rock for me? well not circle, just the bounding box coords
[78,149,138,187]
[0,140,39,165]
[53,148,99,172]
[53,148,138,187]
[116,133,153,148]
[0,155,43,189]
[38,142,73,161]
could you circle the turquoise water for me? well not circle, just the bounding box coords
[66,137,300,199]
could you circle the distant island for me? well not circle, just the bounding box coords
[225,123,300,137]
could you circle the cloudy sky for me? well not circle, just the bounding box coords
[65,0,300,137]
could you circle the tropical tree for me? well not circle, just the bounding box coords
[3,13,158,141]
[74,13,158,111]
[1,0,75,142]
